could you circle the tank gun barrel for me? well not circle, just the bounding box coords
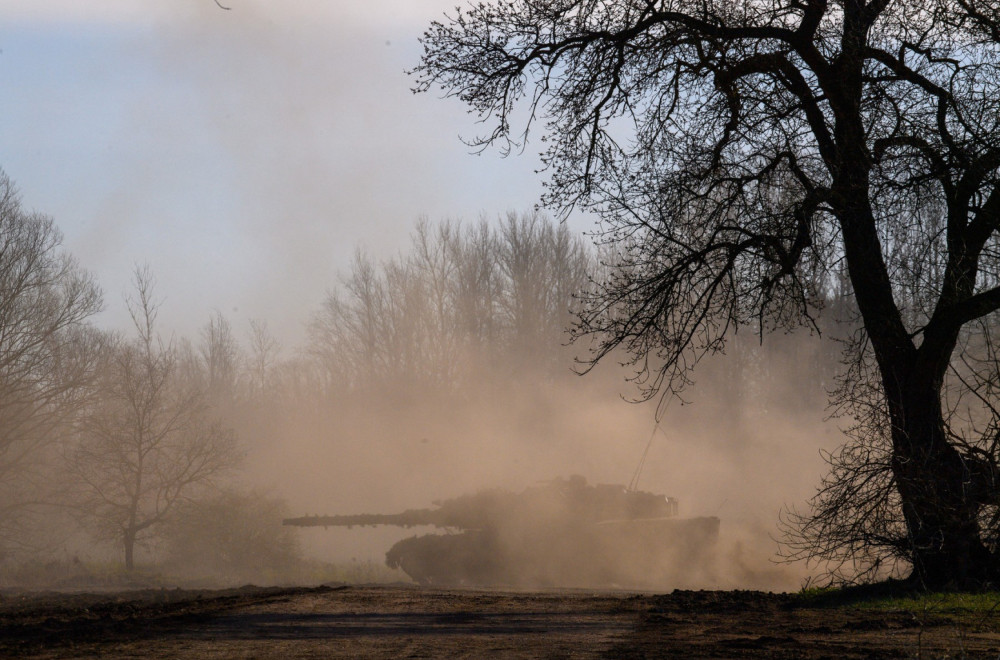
[283,509,446,529]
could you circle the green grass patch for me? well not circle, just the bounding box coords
[856,591,1000,615]
[795,580,1000,617]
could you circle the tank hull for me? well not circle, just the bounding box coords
[385,516,721,588]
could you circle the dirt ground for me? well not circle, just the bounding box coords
[3,584,1000,659]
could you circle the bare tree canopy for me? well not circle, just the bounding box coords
[69,268,240,570]
[415,1,1000,588]
[0,170,102,549]
[308,212,590,396]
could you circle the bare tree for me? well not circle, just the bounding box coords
[497,211,590,369]
[198,310,241,410]
[70,268,240,570]
[449,219,502,365]
[0,170,103,554]
[412,218,461,387]
[309,249,388,394]
[416,1,1000,587]
[244,319,280,401]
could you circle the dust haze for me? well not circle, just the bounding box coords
[254,322,840,592]
[1,3,847,593]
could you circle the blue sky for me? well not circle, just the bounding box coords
[1,1,551,344]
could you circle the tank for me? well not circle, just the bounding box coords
[283,475,720,588]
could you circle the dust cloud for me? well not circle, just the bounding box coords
[226,225,844,592]
[248,355,837,592]
[0,204,846,592]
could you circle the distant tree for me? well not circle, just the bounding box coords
[496,211,590,367]
[416,1,1000,587]
[0,170,103,553]
[161,489,301,583]
[309,249,388,393]
[449,219,502,362]
[411,219,461,387]
[69,268,240,570]
[244,319,280,401]
[198,310,241,409]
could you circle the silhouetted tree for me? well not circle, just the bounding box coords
[416,1,1000,587]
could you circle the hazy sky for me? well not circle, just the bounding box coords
[1,0,550,343]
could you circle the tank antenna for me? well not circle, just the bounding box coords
[627,421,665,492]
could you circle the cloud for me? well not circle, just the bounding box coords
[6,1,170,26]
[6,0,459,29]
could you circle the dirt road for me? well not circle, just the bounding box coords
[3,584,1000,658]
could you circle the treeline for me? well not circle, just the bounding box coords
[307,213,591,397]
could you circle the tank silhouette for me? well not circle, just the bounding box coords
[283,476,720,587]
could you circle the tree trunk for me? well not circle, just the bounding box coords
[124,529,136,571]
[889,379,999,589]
[831,137,999,587]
